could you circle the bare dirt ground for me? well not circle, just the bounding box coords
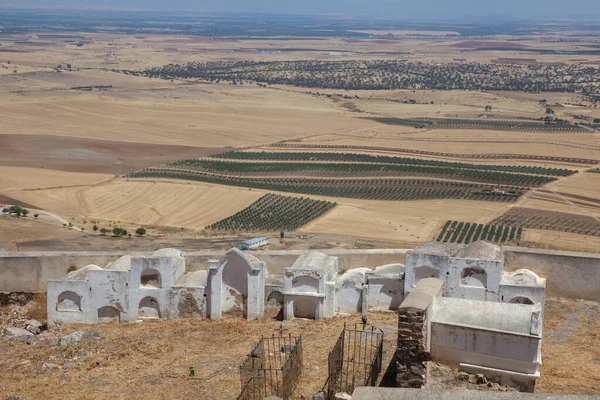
[0,215,80,249]
[0,134,226,174]
[0,297,597,399]
[0,214,406,252]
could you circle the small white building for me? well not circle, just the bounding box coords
[283,252,338,320]
[404,241,546,308]
[239,237,268,250]
[47,249,207,326]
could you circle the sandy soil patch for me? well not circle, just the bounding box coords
[300,198,510,243]
[521,230,600,253]
[6,179,265,232]
[0,215,80,249]
[0,134,225,174]
[297,129,600,162]
[521,173,600,216]
[544,172,600,201]
[0,84,371,148]
[0,166,113,192]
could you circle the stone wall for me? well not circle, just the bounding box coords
[4,246,600,300]
[503,247,600,301]
[396,278,445,388]
[0,249,405,293]
[397,307,429,387]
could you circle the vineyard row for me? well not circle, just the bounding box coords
[435,220,523,244]
[128,170,523,202]
[270,143,598,165]
[207,193,336,232]
[209,151,575,176]
[166,159,556,186]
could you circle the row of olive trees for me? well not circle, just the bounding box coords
[91,225,147,237]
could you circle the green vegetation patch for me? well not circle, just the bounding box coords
[435,220,522,244]
[207,193,336,232]
[128,170,524,203]
[210,151,576,177]
[168,159,557,186]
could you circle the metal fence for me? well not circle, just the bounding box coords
[324,323,384,399]
[238,334,303,400]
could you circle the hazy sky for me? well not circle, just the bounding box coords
[3,0,600,18]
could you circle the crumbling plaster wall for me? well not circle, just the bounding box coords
[47,280,92,326]
[1,249,405,293]
[364,276,404,312]
[429,297,543,392]
[208,249,266,321]
[503,247,600,300]
[404,253,503,301]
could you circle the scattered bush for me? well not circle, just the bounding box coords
[112,227,128,236]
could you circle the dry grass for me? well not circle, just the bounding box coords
[0,312,397,400]
[1,298,598,398]
[537,298,600,394]
[27,293,48,325]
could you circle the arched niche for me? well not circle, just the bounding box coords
[460,267,488,288]
[56,291,82,312]
[209,248,266,320]
[266,291,284,320]
[414,266,439,285]
[509,296,534,305]
[140,268,162,288]
[98,306,121,323]
[292,275,319,293]
[138,296,161,319]
[293,298,318,319]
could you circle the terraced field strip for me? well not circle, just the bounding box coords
[161,159,557,187]
[365,117,590,133]
[434,220,522,244]
[129,169,524,202]
[210,151,576,176]
[269,143,598,165]
[490,207,600,237]
[207,193,336,232]
[384,138,600,152]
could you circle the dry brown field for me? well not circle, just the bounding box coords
[0,31,599,252]
[0,297,597,399]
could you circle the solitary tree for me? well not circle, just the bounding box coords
[33,214,39,219]
[93,225,98,232]
[100,228,109,236]
[136,227,147,236]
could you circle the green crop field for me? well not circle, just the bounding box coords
[206,193,336,232]
[210,151,575,177]
[129,170,525,202]
[434,220,522,244]
[165,159,558,187]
